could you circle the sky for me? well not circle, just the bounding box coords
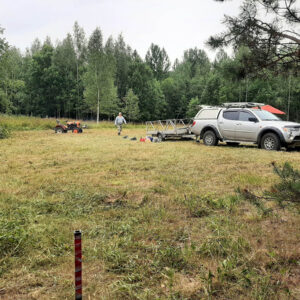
[0,0,241,62]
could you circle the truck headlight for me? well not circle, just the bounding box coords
[283,127,296,138]
[283,127,295,133]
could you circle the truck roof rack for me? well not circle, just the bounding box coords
[222,102,265,108]
[197,105,221,109]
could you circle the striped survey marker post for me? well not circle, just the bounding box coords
[74,230,82,300]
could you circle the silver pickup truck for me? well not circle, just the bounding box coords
[191,103,300,151]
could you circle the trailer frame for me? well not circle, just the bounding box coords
[146,119,195,141]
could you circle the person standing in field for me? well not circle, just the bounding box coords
[115,112,127,135]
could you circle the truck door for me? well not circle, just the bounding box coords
[235,111,260,141]
[218,110,239,140]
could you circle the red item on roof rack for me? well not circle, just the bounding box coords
[253,104,285,115]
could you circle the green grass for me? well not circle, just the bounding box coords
[88,121,144,130]
[0,121,300,299]
[0,114,144,132]
[0,124,11,139]
[0,114,55,131]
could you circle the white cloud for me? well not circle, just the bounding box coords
[0,0,240,61]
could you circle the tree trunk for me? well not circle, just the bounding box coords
[245,77,248,102]
[76,61,79,120]
[97,88,100,124]
[287,74,291,121]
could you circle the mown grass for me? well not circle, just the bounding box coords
[0,125,299,299]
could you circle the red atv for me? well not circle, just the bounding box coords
[54,120,83,133]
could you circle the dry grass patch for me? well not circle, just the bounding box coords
[0,127,300,299]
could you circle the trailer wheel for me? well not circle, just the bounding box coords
[157,133,164,142]
[203,130,218,146]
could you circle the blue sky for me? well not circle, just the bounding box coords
[0,0,240,62]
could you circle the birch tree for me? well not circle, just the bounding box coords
[84,27,117,122]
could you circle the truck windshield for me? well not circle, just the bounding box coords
[254,110,281,121]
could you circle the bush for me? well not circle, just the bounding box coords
[0,124,11,139]
[270,162,300,205]
[239,162,300,210]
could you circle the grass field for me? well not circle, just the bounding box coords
[0,123,300,299]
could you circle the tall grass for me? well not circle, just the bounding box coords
[0,114,145,131]
[87,120,144,130]
[0,124,11,139]
[0,114,54,131]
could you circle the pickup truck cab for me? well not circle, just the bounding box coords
[191,103,300,150]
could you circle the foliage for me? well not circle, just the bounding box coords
[186,96,200,118]
[123,89,140,121]
[0,25,8,57]
[161,76,187,119]
[0,21,300,122]
[84,27,118,122]
[209,0,300,71]
[128,59,166,120]
[25,43,62,117]
[183,47,211,77]
[0,123,11,139]
[114,34,133,99]
[239,162,300,211]
[145,43,171,80]
[0,47,25,114]
[270,161,300,205]
[0,89,11,113]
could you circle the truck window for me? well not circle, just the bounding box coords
[196,109,220,119]
[239,111,255,121]
[223,111,239,120]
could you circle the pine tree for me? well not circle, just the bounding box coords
[145,43,170,81]
[52,34,77,118]
[123,89,140,121]
[114,34,133,98]
[209,0,300,70]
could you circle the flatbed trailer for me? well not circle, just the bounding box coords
[146,119,195,141]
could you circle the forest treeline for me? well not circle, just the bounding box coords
[0,22,299,122]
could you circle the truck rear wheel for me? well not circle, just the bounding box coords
[203,130,218,146]
[261,133,281,151]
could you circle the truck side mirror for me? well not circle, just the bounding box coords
[249,117,258,123]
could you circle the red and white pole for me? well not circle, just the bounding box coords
[74,230,82,300]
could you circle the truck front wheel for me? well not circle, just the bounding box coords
[203,130,218,146]
[261,133,281,151]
